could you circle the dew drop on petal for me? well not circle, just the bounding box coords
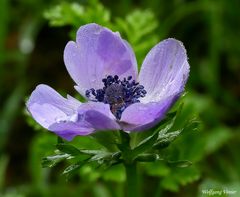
[90,79,96,83]
[69,113,78,122]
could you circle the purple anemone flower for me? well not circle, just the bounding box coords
[26,23,190,141]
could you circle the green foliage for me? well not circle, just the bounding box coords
[44,1,110,27]
[115,10,158,65]
[161,165,200,192]
[44,1,159,66]
[44,0,111,38]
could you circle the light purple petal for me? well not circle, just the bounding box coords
[139,38,190,103]
[78,102,121,131]
[64,23,138,96]
[120,95,177,131]
[26,84,94,140]
[28,103,67,129]
[27,84,81,115]
[49,122,94,141]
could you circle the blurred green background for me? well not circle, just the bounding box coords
[0,0,240,196]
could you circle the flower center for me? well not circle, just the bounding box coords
[85,75,147,119]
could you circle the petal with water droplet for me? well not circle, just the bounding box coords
[139,38,189,103]
[26,84,94,140]
[27,84,81,115]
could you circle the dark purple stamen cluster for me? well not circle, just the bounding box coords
[85,75,147,119]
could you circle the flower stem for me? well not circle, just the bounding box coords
[119,130,140,197]
[124,161,139,197]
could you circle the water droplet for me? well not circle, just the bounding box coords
[90,79,96,83]
[69,114,78,122]
[55,116,66,123]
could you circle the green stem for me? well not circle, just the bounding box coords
[124,161,139,197]
[119,130,140,197]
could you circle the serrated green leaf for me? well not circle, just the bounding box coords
[115,9,159,65]
[63,163,81,175]
[158,114,178,135]
[154,130,182,149]
[153,110,178,134]
[68,149,122,166]
[133,110,178,149]
[126,109,182,159]
[131,131,159,158]
[182,118,201,134]
[44,0,111,34]
[79,149,109,156]
[161,166,200,192]
[42,153,70,168]
[56,143,82,156]
[44,2,85,26]
[89,152,112,163]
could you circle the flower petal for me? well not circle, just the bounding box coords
[78,102,121,131]
[120,95,177,131]
[27,84,81,115]
[139,38,189,103]
[26,84,93,140]
[64,23,138,96]
[48,122,94,141]
[28,103,67,129]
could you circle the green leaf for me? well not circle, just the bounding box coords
[155,111,178,133]
[79,149,109,155]
[62,149,122,166]
[115,9,158,65]
[135,153,161,162]
[133,110,178,149]
[91,131,119,151]
[44,0,111,37]
[154,130,182,149]
[42,153,70,168]
[130,109,180,157]
[181,118,201,134]
[44,2,85,26]
[204,127,232,155]
[167,160,193,168]
[56,143,82,156]
[131,131,159,158]
[72,135,104,150]
[63,161,84,175]
[144,162,170,177]
[160,166,200,192]
[88,151,112,163]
